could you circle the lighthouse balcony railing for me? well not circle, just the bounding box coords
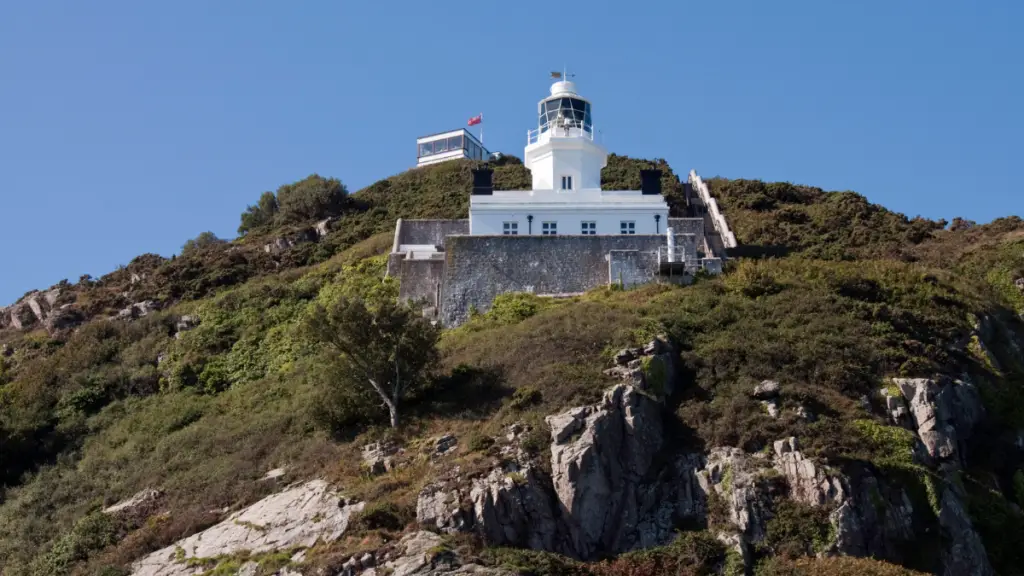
[527,125,595,145]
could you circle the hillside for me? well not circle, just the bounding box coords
[1,156,1023,576]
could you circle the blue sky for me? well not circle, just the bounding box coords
[1,0,1021,304]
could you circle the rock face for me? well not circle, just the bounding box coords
[697,447,773,544]
[938,484,995,576]
[362,441,399,475]
[2,289,66,330]
[131,480,363,576]
[417,382,705,560]
[547,384,667,558]
[891,377,983,465]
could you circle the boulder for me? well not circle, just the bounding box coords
[761,399,780,418]
[752,380,781,399]
[363,441,399,475]
[435,434,458,455]
[103,488,163,519]
[1015,277,1024,292]
[602,336,679,399]
[175,315,199,333]
[315,217,338,239]
[130,480,363,576]
[117,300,159,321]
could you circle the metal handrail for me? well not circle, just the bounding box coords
[527,124,595,145]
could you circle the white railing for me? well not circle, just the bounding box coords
[688,170,738,249]
[527,124,595,145]
[656,246,699,269]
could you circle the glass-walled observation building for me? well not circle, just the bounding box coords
[416,129,490,167]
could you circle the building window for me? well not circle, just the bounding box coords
[503,221,518,235]
[448,134,463,150]
[417,142,432,157]
[542,221,557,235]
[561,175,573,190]
[581,221,596,235]
[620,221,635,235]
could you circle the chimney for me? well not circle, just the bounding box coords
[640,169,662,195]
[471,168,493,195]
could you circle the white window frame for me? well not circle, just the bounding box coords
[581,221,596,235]
[542,221,558,236]
[561,175,573,190]
[502,221,518,235]
[620,221,636,235]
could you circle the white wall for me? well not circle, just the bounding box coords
[470,206,669,236]
[524,137,607,191]
[417,149,470,167]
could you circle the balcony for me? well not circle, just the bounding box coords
[527,124,595,145]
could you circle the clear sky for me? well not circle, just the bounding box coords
[1,1,1021,305]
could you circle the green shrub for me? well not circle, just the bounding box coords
[509,387,542,411]
[763,499,834,559]
[349,502,414,532]
[29,512,119,576]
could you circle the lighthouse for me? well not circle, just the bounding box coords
[468,78,670,236]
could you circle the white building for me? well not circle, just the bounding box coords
[416,129,489,167]
[469,79,670,236]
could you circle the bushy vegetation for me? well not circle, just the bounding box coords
[2,154,1024,575]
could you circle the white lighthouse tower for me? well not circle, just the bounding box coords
[524,79,605,191]
[468,77,669,236]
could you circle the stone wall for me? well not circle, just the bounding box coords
[440,235,671,326]
[392,219,469,250]
[668,218,705,254]
[609,250,657,288]
[398,259,445,308]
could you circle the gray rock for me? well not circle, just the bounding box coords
[938,484,994,576]
[8,302,37,330]
[363,441,399,475]
[435,434,458,455]
[893,377,983,464]
[794,404,816,422]
[761,399,780,418]
[117,300,159,321]
[175,315,199,333]
[315,217,338,238]
[378,531,515,576]
[469,463,559,551]
[613,348,639,366]
[103,488,163,519]
[46,304,84,332]
[1015,277,1024,292]
[752,380,781,399]
[697,447,773,544]
[773,437,844,507]
[879,386,908,426]
[1,343,12,357]
[130,480,363,576]
[546,384,664,558]
[416,479,470,533]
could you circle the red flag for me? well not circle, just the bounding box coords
[467,114,483,126]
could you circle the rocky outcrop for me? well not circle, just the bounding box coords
[773,438,844,507]
[116,300,159,321]
[1,289,67,330]
[469,462,560,551]
[263,229,317,254]
[315,216,338,239]
[547,384,666,557]
[1015,277,1024,292]
[698,447,773,544]
[366,531,514,576]
[363,441,399,475]
[103,488,163,520]
[173,315,199,338]
[937,483,995,576]
[751,380,782,418]
[890,377,983,465]
[602,336,679,398]
[131,480,363,576]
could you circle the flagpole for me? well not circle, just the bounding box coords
[480,113,484,147]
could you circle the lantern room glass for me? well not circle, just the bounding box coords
[539,97,592,134]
